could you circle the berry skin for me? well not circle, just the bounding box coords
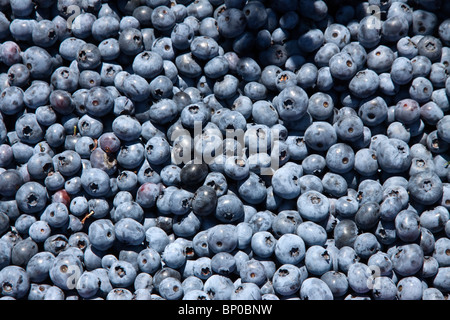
[0,0,449,302]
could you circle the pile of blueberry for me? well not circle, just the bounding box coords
[0,0,449,301]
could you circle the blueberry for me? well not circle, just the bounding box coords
[48,251,83,290]
[191,185,217,216]
[217,8,246,39]
[354,202,381,231]
[207,224,238,254]
[274,85,309,121]
[113,201,144,222]
[432,237,450,267]
[145,227,169,254]
[175,52,203,79]
[239,259,267,287]
[40,202,69,229]
[91,16,120,42]
[391,243,424,277]
[375,138,411,174]
[395,35,417,59]
[274,234,306,265]
[191,230,210,258]
[323,23,350,49]
[22,81,51,110]
[353,148,378,176]
[173,212,201,238]
[203,274,234,300]
[250,231,276,259]
[378,73,400,97]
[74,271,99,299]
[0,169,23,198]
[15,181,48,214]
[180,162,209,187]
[383,15,410,43]
[180,103,209,129]
[297,191,330,223]
[231,282,261,300]
[307,92,334,121]
[81,168,111,197]
[325,143,355,174]
[0,0,449,301]
[224,156,250,181]
[204,56,229,80]
[32,20,58,48]
[298,29,324,53]
[213,74,240,101]
[1,88,24,118]
[433,267,450,293]
[334,219,359,249]
[368,275,397,300]
[304,121,337,152]
[122,74,152,103]
[408,171,443,205]
[0,41,22,67]
[9,19,36,42]
[215,194,244,223]
[88,219,115,251]
[203,172,228,197]
[333,197,357,220]
[423,287,445,300]
[336,246,358,275]
[9,237,37,267]
[421,101,444,126]
[28,283,52,300]
[207,253,234,277]
[189,36,220,61]
[271,264,303,296]
[162,242,186,269]
[136,249,160,276]
[7,63,30,88]
[106,288,133,300]
[357,16,381,49]
[136,182,161,209]
[319,271,348,298]
[108,260,137,288]
[0,266,30,299]
[346,262,373,294]
[149,99,179,124]
[365,46,395,74]
[78,69,99,89]
[0,240,12,268]
[436,115,450,144]
[159,276,183,300]
[28,219,52,244]
[396,276,423,300]
[329,52,357,80]
[300,277,333,300]
[439,19,450,46]
[349,69,380,99]
[182,289,210,300]
[298,175,323,195]
[417,35,443,63]
[315,66,334,92]
[272,165,303,199]
[353,233,381,260]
